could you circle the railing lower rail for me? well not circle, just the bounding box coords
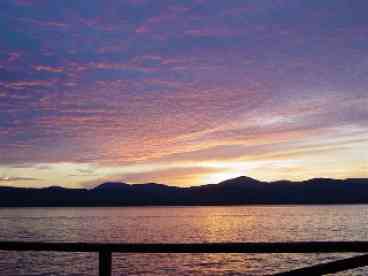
[1,241,368,275]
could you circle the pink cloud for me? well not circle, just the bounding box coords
[33,65,64,73]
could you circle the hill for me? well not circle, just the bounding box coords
[0,177,367,206]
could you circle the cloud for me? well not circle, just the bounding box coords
[33,65,64,73]
[80,166,229,188]
[0,176,40,182]
[1,0,368,187]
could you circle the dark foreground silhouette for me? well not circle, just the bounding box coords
[0,176,367,206]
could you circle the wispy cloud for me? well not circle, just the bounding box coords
[0,0,367,187]
[0,176,40,182]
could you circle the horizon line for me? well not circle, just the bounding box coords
[1,175,367,190]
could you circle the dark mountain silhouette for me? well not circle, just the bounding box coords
[93,182,130,190]
[0,176,367,207]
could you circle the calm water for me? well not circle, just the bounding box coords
[0,205,367,275]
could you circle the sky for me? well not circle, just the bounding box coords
[0,0,367,188]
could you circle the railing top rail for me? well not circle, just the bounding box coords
[1,241,368,253]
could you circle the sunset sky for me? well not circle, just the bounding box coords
[0,0,367,188]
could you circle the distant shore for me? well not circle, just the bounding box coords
[1,176,367,207]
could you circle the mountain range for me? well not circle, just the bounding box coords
[0,176,367,206]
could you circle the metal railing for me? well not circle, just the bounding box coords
[1,241,368,275]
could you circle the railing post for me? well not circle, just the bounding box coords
[99,250,112,276]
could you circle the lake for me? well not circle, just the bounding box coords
[0,205,367,275]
